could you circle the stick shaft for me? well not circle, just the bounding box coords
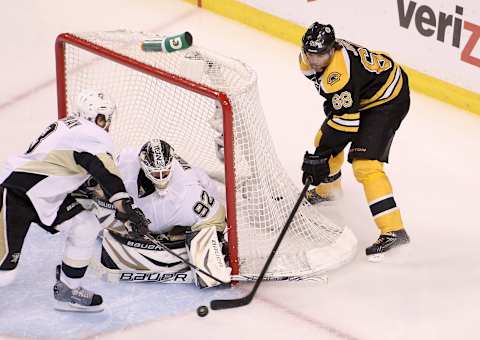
[210,178,312,310]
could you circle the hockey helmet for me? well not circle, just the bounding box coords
[73,89,116,130]
[302,22,336,54]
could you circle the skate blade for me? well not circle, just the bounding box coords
[54,301,104,313]
[367,243,411,263]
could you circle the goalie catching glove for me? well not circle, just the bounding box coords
[114,197,151,236]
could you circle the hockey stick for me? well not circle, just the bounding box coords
[143,233,230,286]
[210,177,312,310]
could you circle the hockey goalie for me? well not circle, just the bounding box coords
[78,139,231,288]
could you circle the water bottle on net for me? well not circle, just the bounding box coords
[141,32,193,52]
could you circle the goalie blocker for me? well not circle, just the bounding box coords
[95,224,231,288]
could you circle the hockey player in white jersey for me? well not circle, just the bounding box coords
[96,139,231,288]
[0,90,149,312]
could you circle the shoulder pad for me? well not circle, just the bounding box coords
[320,48,351,93]
[298,51,315,77]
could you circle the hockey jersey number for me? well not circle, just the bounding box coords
[358,48,392,74]
[332,91,353,110]
[193,190,215,218]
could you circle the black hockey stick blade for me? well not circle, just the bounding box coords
[210,178,312,310]
[210,293,253,310]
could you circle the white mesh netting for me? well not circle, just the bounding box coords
[59,30,357,278]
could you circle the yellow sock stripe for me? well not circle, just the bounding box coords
[352,160,404,232]
[184,0,480,115]
[374,210,404,233]
[361,172,393,203]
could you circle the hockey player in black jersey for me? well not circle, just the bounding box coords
[299,23,410,260]
[0,90,150,312]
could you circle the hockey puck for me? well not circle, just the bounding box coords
[197,305,209,317]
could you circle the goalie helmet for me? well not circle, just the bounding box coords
[73,89,116,131]
[302,22,336,54]
[139,139,175,191]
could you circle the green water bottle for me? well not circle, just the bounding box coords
[141,32,193,53]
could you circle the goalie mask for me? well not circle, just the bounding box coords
[139,139,175,191]
[73,89,116,131]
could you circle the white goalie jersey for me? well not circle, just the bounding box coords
[117,148,226,234]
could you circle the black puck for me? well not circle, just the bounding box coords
[197,305,209,317]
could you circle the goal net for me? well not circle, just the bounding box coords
[55,30,357,280]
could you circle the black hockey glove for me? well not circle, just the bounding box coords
[301,150,331,186]
[73,177,99,200]
[115,197,151,236]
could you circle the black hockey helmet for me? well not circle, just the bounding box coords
[302,22,336,54]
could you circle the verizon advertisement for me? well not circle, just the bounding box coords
[238,0,479,93]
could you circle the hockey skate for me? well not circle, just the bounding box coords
[53,265,104,313]
[366,229,410,262]
[305,188,333,205]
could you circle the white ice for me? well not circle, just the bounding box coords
[1,1,480,340]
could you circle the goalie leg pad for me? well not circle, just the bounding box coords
[185,226,231,288]
[97,226,188,281]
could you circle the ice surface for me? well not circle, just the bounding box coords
[0,228,240,340]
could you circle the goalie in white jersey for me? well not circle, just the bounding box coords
[0,90,149,312]
[95,139,231,288]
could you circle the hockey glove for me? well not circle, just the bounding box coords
[301,150,331,186]
[115,197,151,236]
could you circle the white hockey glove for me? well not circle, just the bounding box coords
[185,226,231,288]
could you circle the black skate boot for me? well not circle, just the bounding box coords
[366,229,410,261]
[53,265,104,312]
[305,188,332,205]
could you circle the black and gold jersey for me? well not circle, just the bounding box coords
[299,39,406,132]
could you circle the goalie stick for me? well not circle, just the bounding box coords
[210,177,312,310]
